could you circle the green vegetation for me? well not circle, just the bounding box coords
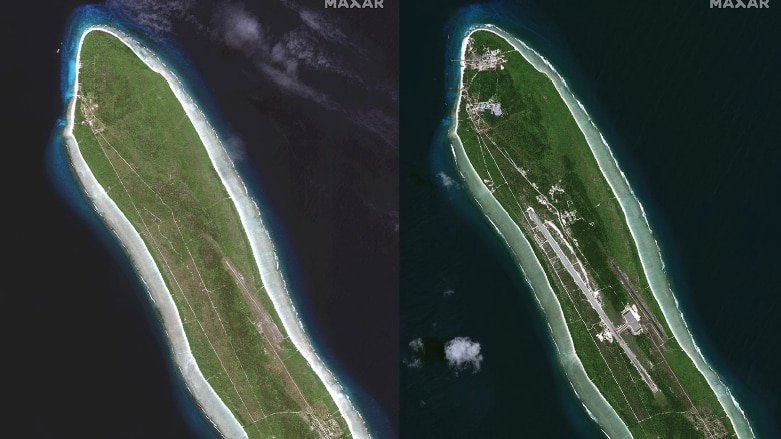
[456,29,734,438]
[72,29,349,438]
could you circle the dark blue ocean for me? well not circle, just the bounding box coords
[4,0,781,437]
[4,1,396,437]
[401,1,781,438]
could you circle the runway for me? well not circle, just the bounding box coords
[527,207,658,394]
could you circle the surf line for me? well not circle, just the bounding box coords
[448,24,753,438]
[62,24,370,439]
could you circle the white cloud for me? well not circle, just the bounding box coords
[409,337,424,353]
[214,3,394,148]
[403,358,422,369]
[437,171,457,189]
[443,289,455,297]
[209,4,334,108]
[270,41,299,76]
[403,337,425,369]
[282,29,358,81]
[278,0,366,58]
[445,337,483,374]
[113,0,396,148]
[224,134,246,162]
[108,0,195,34]
[212,3,265,51]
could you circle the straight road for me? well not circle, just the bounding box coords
[527,207,659,393]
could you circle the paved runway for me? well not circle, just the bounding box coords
[527,207,658,393]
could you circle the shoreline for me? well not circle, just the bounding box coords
[449,24,753,438]
[448,27,629,439]
[63,24,369,439]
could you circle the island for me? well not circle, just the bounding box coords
[62,25,368,439]
[449,26,755,438]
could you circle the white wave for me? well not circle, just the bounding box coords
[450,24,755,439]
[63,25,369,439]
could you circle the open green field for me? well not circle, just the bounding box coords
[455,29,734,438]
[71,29,349,438]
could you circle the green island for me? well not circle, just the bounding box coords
[67,28,360,438]
[452,28,750,438]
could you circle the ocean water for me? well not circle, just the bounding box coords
[5,0,781,437]
[401,1,781,437]
[3,0,395,437]
[3,1,215,437]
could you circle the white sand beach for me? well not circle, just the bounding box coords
[63,25,369,439]
[450,24,753,438]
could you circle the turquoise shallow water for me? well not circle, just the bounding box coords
[47,4,393,437]
[401,1,781,437]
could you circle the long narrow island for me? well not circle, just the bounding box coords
[450,26,754,438]
[63,25,368,439]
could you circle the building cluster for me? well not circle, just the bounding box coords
[619,304,644,336]
[466,98,503,118]
[467,47,506,71]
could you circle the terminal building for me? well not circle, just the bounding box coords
[621,304,643,335]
